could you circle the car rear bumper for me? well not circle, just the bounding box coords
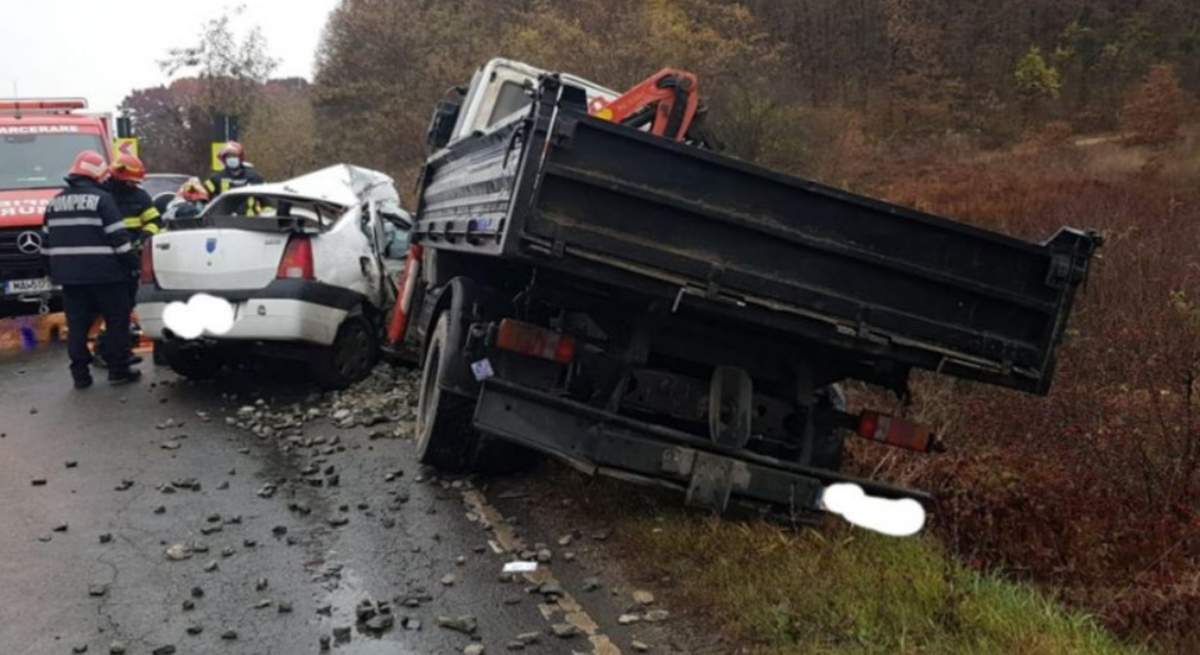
[135,280,363,346]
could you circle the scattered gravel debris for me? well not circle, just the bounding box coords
[551,623,580,639]
[633,590,656,605]
[644,609,670,622]
[436,614,479,635]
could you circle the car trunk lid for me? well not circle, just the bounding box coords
[151,228,290,290]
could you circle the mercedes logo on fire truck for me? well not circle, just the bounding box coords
[16,231,43,255]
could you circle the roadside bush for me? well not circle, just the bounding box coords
[1121,65,1189,147]
[850,143,1200,650]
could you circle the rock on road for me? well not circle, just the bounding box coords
[0,345,658,655]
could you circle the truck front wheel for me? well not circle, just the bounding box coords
[415,313,480,472]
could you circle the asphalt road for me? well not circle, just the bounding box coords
[0,344,661,655]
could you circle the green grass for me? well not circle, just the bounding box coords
[618,513,1142,655]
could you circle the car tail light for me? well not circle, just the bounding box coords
[277,236,314,280]
[139,243,155,284]
[855,411,940,453]
[495,319,576,363]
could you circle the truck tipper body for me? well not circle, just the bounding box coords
[0,99,111,318]
[392,59,1100,515]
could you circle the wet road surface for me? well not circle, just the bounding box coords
[0,345,660,655]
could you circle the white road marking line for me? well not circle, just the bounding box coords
[462,489,623,655]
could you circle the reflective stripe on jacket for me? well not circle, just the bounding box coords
[42,177,137,285]
[113,185,163,238]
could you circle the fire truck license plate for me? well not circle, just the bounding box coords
[5,278,55,295]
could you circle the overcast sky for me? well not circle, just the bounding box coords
[0,0,341,114]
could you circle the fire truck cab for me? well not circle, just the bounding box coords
[0,98,112,318]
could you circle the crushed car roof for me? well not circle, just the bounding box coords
[219,164,398,207]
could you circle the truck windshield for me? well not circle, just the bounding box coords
[487,81,532,127]
[0,132,107,191]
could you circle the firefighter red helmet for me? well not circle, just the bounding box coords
[67,150,109,182]
[109,153,147,182]
[178,177,209,202]
[217,141,245,159]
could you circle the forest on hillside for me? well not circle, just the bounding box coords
[125,0,1198,185]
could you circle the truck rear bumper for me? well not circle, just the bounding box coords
[473,378,931,513]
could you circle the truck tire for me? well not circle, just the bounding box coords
[163,341,223,380]
[415,312,480,472]
[311,314,379,390]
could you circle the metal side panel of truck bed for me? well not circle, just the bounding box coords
[415,78,1099,395]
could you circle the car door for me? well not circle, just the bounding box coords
[356,202,386,307]
[373,201,413,308]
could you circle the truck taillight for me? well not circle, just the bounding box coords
[277,236,314,280]
[855,411,940,453]
[496,319,576,363]
[139,244,155,284]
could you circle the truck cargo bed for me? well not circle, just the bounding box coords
[415,78,1099,395]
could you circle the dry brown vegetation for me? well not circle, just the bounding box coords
[838,131,1200,650]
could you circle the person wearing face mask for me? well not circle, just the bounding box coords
[205,141,264,204]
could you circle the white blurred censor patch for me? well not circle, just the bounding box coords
[821,482,926,537]
[162,293,235,339]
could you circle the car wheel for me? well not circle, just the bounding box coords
[311,314,378,390]
[415,312,480,472]
[162,341,223,380]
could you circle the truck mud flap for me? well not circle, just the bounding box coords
[472,379,931,513]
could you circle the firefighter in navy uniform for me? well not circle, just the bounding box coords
[42,150,141,388]
[109,153,163,241]
[205,141,263,201]
[95,153,163,367]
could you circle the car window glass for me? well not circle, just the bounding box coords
[360,204,377,248]
[382,221,410,259]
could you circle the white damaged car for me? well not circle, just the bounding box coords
[136,164,412,388]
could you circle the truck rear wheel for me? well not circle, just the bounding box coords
[415,313,480,472]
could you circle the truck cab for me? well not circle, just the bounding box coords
[427,58,618,151]
[0,98,111,317]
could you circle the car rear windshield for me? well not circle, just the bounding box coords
[0,132,107,191]
[141,175,190,199]
[205,194,345,229]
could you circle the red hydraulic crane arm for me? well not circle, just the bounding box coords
[588,69,701,142]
